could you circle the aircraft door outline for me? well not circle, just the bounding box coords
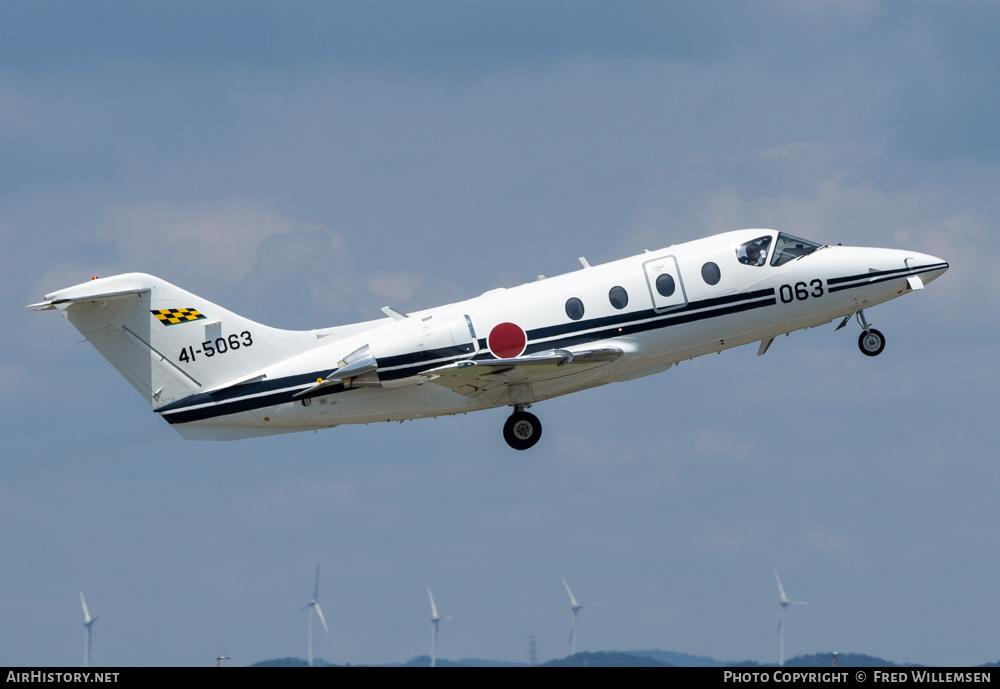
[643,255,688,312]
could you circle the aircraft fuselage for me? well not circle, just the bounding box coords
[34,228,948,447]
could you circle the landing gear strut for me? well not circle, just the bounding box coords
[855,310,885,357]
[503,405,542,451]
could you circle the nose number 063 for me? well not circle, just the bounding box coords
[779,280,824,303]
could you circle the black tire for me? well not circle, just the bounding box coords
[858,328,886,357]
[503,411,542,451]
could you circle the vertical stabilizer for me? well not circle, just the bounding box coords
[34,273,305,407]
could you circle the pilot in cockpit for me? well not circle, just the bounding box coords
[738,236,771,266]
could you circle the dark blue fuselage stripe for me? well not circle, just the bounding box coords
[159,388,341,425]
[827,263,947,294]
[160,264,946,424]
[157,371,333,412]
[379,342,477,370]
[160,289,778,424]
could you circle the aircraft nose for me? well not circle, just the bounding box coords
[907,251,949,286]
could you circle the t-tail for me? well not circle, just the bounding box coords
[30,273,307,410]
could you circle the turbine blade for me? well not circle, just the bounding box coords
[774,570,789,603]
[561,577,579,607]
[314,602,330,634]
[427,587,439,620]
[80,592,92,623]
[313,565,321,601]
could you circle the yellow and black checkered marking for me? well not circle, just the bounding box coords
[151,308,207,326]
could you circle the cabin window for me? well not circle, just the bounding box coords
[608,286,629,310]
[701,262,721,285]
[770,232,823,266]
[655,273,676,297]
[737,236,772,266]
[565,297,585,321]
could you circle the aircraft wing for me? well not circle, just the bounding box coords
[420,347,622,398]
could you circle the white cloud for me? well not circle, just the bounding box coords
[365,271,423,304]
[99,196,327,292]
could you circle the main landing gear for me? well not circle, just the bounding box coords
[503,404,542,451]
[841,310,885,357]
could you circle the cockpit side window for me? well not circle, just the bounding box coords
[737,236,772,267]
[770,233,823,266]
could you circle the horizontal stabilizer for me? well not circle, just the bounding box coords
[25,287,149,311]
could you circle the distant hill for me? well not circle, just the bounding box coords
[542,651,672,667]
[784,653,920,667]
[455,658,531,667]
[381,655,474,668]
[622,649,729,667]
[250,650,990,667]
[726,653,922,668]
[251,657,331,667]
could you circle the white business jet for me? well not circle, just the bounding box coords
[30,229,947,449]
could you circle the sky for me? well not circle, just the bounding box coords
[2,0,999,668]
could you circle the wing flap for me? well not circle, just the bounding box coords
[421,347,622,398]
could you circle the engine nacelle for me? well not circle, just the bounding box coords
[348,313,479,388]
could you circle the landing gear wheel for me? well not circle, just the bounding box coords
[858,328,886,357]
[503,411,542,451]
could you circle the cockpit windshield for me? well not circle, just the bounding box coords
[770,233,824,267]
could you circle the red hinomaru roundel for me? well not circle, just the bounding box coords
[488,322,527,359]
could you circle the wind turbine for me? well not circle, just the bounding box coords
[774,570,806,666]
[562,577,600,656]
[79,592,98,668]
[301,565,329,667]
[427,587,450,667]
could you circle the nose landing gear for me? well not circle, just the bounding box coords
[838,310,885,356]
[503,405,542,450]
[855,310,885,357]
[858,327,885,357]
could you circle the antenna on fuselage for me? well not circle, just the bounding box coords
[381,306,409,320]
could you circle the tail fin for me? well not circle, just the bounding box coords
[32,273,305,408]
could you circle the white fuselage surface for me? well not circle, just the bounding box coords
[34,229,947,447]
